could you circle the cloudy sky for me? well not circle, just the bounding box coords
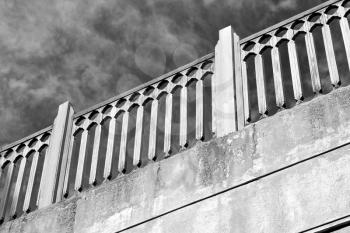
[0,0,324,145]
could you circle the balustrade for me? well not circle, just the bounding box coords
[240,0,350,123]
[0,128,51,223]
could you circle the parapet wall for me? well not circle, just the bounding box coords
[2,78,350,233]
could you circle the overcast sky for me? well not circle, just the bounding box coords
[0,0,324,145]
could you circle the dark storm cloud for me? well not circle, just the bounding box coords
[0,0,324,145]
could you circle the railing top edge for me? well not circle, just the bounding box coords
[73,52,215,118]
[240,0,341,45]
[0,125,52,153]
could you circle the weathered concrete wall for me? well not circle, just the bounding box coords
[125,142,350,233]
[2,86,350,232]
[0,198,77,233]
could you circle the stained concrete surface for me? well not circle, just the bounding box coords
[0,198,77,233]
[125,144,350,233]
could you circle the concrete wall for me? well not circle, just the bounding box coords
[2,86,350,232]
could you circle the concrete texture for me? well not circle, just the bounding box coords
[0,198,77,233]
[3,86,350,232]
[125,143,350,233]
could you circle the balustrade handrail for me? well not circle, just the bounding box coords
[74,52,214,119]
[0,126,52,154]
[240,0,340,45]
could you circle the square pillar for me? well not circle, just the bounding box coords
[213,26,244,137]
[38,101,74,208]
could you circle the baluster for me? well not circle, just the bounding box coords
[89,115,102,185]
[63,125,76,197]
[118,111,129,173]
[23,151,39,212]
[287,31,303,101]
[164,92,172,155]
[0,162,14,220]
[104,109,117,179]
[196,76,204,140]
[339,7,350,72]
[179,80,188,147]
[212,47,220,136]
[254,49,267,115]
[10,154,27,217]
[234,33,244,130]
[148,99,158,161]
[0,162,2,201]
[241,58,250,123]
[36,151,45,207]
[304,21,322,93]
[133,105,144,166]
[74,122,89,191]
[271,37,285,108]
[0,157,2,178]
[321,14,340,86]
[211,72,217,135]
